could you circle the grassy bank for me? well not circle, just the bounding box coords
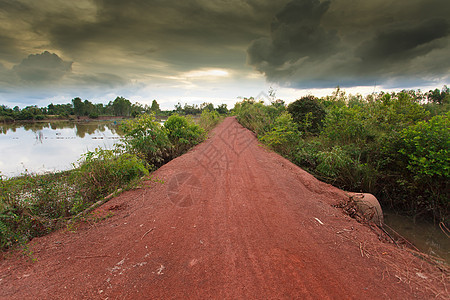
[233,89,449,223]
[0,111,222,251]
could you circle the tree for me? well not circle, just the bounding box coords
[112,96,132,116]
[72,97,84,116]
[287,95,326,134]
[427,86,450,104]
[216,104,228,114]
[150,100,160,114]
[200,102,214,112]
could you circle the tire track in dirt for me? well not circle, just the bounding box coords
[0,117,447,299]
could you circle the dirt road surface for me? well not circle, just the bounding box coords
[1,117,448,299]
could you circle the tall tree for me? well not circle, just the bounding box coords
[151,100,160,114]
[112,96,132,116]
[72,97,84,116]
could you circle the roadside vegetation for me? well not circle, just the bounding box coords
[234,87,449,223]
[0,111,223,251]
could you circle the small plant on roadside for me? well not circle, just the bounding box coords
[73,148,149,204]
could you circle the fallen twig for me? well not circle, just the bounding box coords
[75,255,111,259]
[439,222,450,238]
[141,227,155,240]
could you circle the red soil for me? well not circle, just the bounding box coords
[0,117,448,299]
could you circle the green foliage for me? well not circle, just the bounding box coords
[111,96,132,116]
[121,113,205,168]
[216,104,228,114]
[427,86,450,105]
[0,148,148,251]
[322,105,373,145]
[164,114,205,154]
[259,112,300,158]
[398,113,449,178]
[199,109,222,132]
[151,100,161,114]
[73,148,148,203]
[120,114,172,169]
[0,171,79,249]
[288,95,326,134]
[236,89,449,222]
[234,100,271,135]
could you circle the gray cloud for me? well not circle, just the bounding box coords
[0,0,449,97]
[247,0,450,88]
[12,51,72,83]
[69,72,128,88]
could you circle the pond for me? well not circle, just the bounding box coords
[0,121,123,178]
[384,211,449,264]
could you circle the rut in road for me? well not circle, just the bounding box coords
[0,117,447,299]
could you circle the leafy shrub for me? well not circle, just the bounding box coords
[288,95,326,134]
[259,112,301,158]
[198,109,221,132]
[120,114,172,169]
[398,113,449,178]
[322,105,373,145]
[164,114,205,155]
[0,172,79,249]
[73,148,148,204]
[234,100,269,135]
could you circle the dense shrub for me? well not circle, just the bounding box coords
[288,95,326,134]
[73,149,149,204]
[164,114,205,155]
[0,172,78,249]
[235,89,449,222]
[234,100,269,135]
[199,109,222,132]
[259,112,300,158]
[120,114,172,169]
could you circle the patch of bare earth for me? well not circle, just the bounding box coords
[0,117,448,299]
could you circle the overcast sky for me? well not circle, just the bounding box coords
[0,0,449,109]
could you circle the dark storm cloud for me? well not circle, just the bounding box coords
[356,18,449,64]
[12,51,72,83]
[30,0,288,73]
[70,73,128,88]
[0,0,449,92]
[247,0,450,88]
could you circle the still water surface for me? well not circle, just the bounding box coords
[0,121,122,177]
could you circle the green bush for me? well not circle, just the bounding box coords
[73,148,149,204]
[234,100,269,135]
[288,95,326,134]
[0,172,79,249]
[120,114,172,169]
[259,112,301,158]
[164,114,205,155]
[322,105,373,146]
[398,113,449,178]
[198,109,221,132]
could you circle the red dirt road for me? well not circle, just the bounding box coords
[1,117,448,299]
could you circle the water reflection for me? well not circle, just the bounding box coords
[0,121,123,138]
[0,121,123,177]
[384,211,450,263]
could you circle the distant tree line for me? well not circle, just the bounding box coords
[0,96,230,123]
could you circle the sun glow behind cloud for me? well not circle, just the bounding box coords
[183,69,230,79]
